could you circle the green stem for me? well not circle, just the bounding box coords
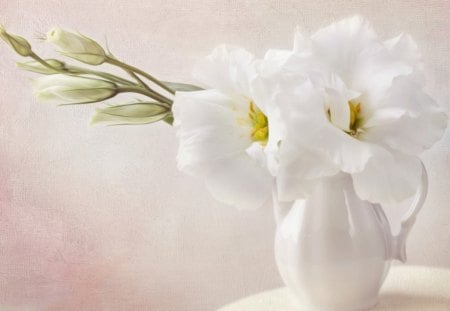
[106,56,175,95]
[123,69,172,105]
[71,67,135,86]
[125,69,150,89]
[30,53,136,86]
[117,86,172,108]
[30,53,58,71]
[30,53,172,107]
[145,89,172,105]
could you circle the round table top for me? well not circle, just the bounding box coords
[218,265,450,311]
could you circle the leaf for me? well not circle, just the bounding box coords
[90,102,169,126]
[161,81,203,92]
[163,114,174,126]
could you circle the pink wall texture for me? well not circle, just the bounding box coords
[0,1,449,310]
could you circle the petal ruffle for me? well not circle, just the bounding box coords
[276,145,339,201]
[352,151,422,204]
[362,77,448,155]
[310,16,378,83]
[193,45,256,100]
[277,82,375,173]
[173,90,251,176]
[384,33,422,72]
[308,16,417,109]
[205,153,273,210]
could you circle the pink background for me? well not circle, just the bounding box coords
[0,1,449,310]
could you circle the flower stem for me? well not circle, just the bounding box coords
[30,52,57,70]
[123,69,173,105]
[30,52,136,86]
[71,67,135,86]
[117,86,172,108]
[106,56,175,95]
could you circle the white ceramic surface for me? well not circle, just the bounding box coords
[273,164,428,311]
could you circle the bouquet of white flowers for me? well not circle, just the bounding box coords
[2,16,445,209]
[2,16,447,310]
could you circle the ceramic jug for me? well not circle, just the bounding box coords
[274,162,428,311]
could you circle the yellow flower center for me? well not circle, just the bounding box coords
[348,101,362,137]
[248,101,268,145]
[326,100,363,137]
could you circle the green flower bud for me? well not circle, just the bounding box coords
[33,74,117,104]
[46,27,106,65]
[90,102,170,126]
[16,59,66,74]
[0,25,33,57]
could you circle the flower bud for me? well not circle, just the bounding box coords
[33,74,117,104]
[0,25,33,57]
[46,27,106,65]
[17,59,66,74]
[90,102,169,126]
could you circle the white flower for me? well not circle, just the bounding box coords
[172,46,275,209]
[273,16,447,204]
[46,27,106,65]
[33,74,117,104]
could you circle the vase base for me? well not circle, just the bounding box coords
[298,298,378,311]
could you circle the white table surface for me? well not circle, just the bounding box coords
[218,265,450,311]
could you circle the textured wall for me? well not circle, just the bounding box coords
[0,1,449,310]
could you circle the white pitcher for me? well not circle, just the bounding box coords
[274,162,428,311]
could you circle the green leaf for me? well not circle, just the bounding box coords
[161,81,203,92]
[163,114,174,126]
[90,102,169,126]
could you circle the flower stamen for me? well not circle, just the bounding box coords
[348,101,362,137]
[248,101,268,145]
[326,100,364,137]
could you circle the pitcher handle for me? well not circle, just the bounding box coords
[391,160,428,262]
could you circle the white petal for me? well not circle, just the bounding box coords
[311,16,378,82]
[377,76,441,116]
[309,17,415,109]
[350,34,422,108]
[244,108,285,178]
[362,77,448,155]
[277,145,339,201]
[384,33,422,71]
[352,151,422,204]
[293,27,312,53]
[363,110,448,155]
[277,82,375,173]
[193,45,255,100]
[326,87,351,131]
[205,154,273,210]
[253,49,312,111]
[259,49,296,76]
[245,142,267,170]
[173,90,251,176]
[351,48,413,108]
[264,107,285,176]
